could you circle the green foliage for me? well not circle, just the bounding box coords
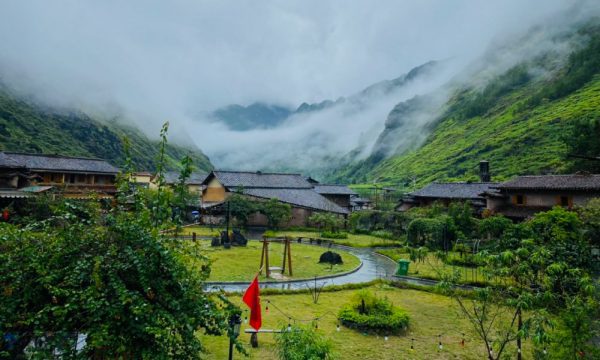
[529,24,600,104]
[226,192,258,227]
[338,290,410,334]
[274,324,335,360]
[0,88,212,172]
[320,231,348,239]
[348,210,413,237]
[529,206,590,269]
[406,217,447,248]
[454,64,531,120]
[260,198,292,229]
[0,128,237,359]
[339,24,600,186]
[577,197,600,247]
[308,212,343,232]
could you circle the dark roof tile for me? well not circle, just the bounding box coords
[244,188,348,214]
[410,182,497,200]
[1,152,119,174]
[313,184,357,195]
[211,170,312,189]
[496,174,600,191]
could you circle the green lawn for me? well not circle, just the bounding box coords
[178,226,404,248]
[377,250,488,285]
[198,285,532,359]
[276,230,403,248]
[179,225,223,237]
[197,241,361,282]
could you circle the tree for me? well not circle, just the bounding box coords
[274,324,335,360]
[226,192,257,227]
[577,198,600,248]
[309,212,343,232]
[173,155,194,227]
[260,198,292,229]
[0,127,240,359]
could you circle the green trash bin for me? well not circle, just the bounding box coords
[396,259,410,276]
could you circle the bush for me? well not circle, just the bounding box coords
[338,290,409,334]
[319,251,343,265]
[321,231,348,239]
[275,324,335,360]
[370,230,395,240]
[263,230,277,238]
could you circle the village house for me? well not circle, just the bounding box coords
[397,182,498,214]
[201,170,349,227]
[0,152,119,201]
[313,184,358,212]
[483,173,600,220]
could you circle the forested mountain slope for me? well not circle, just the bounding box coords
[328,23,600,187]
[0,88,213,172]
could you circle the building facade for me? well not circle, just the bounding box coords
[200,170,348,227]
[0,152,119,200]
[483,174,600,220]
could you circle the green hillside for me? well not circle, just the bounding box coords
[333,23,600,188]
[0,89,212,172]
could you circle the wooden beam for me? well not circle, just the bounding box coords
[287,237,293,276]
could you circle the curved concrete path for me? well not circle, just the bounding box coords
[205,243,399,292]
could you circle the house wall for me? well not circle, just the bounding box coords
[321,194,351,210]
[203,178,226,202]
[499,190,600,208]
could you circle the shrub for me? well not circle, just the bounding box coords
[319,251,343,265]
[338,290,409,334]
[275,324,335,360]
[321,231,348,239]
[370,230,395,240]
[263,230,277,238]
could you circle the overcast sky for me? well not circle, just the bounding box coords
[0,0,597,170]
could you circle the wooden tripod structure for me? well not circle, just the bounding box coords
[259,236,293,278]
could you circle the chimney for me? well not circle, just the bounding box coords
[479,161,490,182]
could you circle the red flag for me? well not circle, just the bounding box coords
[242,275,262,331]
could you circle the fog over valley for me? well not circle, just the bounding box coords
[0,0,599,175]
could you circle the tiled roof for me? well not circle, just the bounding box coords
[0,152,119,174]
[163,171,208,185]
[244,188,349,214]
[410,182,498,200]
[313,184,357,195]
[0,152,25,168]
[211,170,312,189]
[496,174,600,191]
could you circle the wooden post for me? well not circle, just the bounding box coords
[192,232,196,241]
[281,238,288,274]
[265,240,270,278]
[287,237,293,276]
[259,237,266,275]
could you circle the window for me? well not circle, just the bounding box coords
[559,196,572,208]
[514,194,526,205]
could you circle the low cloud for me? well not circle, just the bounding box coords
[0,0,598,172]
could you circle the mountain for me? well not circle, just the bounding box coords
[210,61,441,131]
[0,87,213,172]
[211,103,292,131]
[327,22,600,186]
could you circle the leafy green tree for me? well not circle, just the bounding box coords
[529,207,591,270]
[0,129,241,359]
[309,212,343,232]
[173,155,194,226]
[577,198,600,247]
[260,198,292,229]
[275,324,335,360]
[226,192,258,227]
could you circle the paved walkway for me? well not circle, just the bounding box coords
[205,243,398,292]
